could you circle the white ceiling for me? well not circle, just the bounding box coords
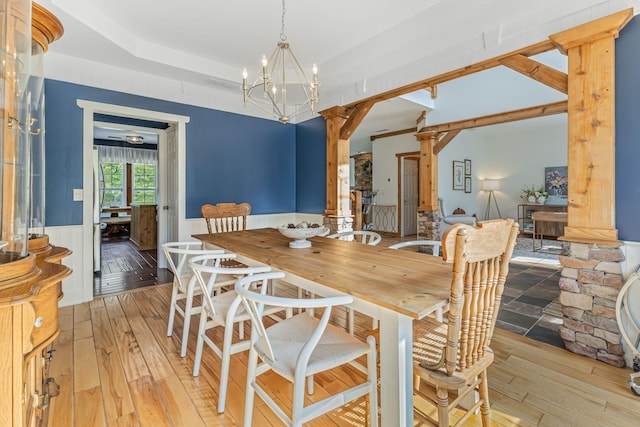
[93,122,159,145]
[40,0,639,143]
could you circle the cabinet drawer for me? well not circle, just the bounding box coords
[29,284,59,349]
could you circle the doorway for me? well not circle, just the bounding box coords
[93,121,168,295]
[402,157,419,236]
[79,100,190,301]
[396,152,420,237]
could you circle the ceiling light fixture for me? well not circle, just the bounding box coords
[126,135,144,144]
[242,0,319,123]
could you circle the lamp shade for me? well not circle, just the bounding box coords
[481,179,501,191]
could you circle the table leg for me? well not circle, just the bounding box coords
[379,313,413,426]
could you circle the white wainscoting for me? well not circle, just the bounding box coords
[46,225,86,307]
[49,212,324,307]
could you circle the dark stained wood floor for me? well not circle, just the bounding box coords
[94,235,172,296]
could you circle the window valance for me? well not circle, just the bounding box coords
[97,145,157,164]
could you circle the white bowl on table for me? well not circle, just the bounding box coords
[277,225,328,248]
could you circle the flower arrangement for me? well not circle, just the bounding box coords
[520,185,548,204]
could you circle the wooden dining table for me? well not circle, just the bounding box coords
[193,228,452,426]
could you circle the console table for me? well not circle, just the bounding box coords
[517,204,567,237]
[532,211,568,251]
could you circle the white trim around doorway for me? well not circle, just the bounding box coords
[77,100,190,304]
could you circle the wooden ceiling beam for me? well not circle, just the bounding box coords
[340,101,374,140]
[418,100,567,134]
[342,40,557,109]
[433,130,461,155]
[370,126,416,141]
[500,54,568,94]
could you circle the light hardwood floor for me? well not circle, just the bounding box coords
[49,280,640,426]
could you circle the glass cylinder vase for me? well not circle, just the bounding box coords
[28,33,44,239]
[0,0,33,262]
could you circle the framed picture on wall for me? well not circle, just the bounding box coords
[464,176,472,193]
[464,159,471,176]
[545,166,568,197]
[453,161,464,190]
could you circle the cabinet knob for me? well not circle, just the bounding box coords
[34,316,44,328]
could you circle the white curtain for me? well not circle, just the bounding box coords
[97,145,157,165]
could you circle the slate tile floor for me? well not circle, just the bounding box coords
[498,263,564,348]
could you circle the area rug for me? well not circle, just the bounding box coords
[511,237,565,267]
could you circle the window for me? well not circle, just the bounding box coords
[132,163,157,204]
[101,162,124,206]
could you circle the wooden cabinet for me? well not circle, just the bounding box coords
[130,204,157,250]
[518,204,567,237]
[0,247,71,427]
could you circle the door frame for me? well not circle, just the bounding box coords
[396,151,420,238]
[78,100,190,302]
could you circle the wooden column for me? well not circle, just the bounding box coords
[549,9,632,367]
[550,9,632,244]
[417,131,438,212]
[415,131,440,241]
[320,106,352,232]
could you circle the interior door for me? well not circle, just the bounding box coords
[403,158,419,236]
[165,124,179,244]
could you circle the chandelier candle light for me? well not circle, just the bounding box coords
[242,0,319,123]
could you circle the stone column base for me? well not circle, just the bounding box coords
[323,215,354,235]
[558,241,626,367]
[417,210,441,255]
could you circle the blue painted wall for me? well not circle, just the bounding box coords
[44,79,324,225]
[616,16,640,242]
[295,116,327,213]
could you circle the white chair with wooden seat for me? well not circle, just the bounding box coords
[326,230,382,246]
[236,271,379,427]
[161,241,236,357]
[412,219,518,427]
[189,254,291,413]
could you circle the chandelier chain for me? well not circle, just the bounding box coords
[280,0,287,41]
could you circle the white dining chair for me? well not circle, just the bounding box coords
[188,254,292,413]
[236,271,378,427]
[388,239,441,254]
[326,230,382,246]
[162,241,236,357]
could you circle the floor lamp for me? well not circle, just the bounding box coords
[482,179,502,220]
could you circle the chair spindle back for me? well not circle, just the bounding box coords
[440,219,519,375]
[202,202,251,234]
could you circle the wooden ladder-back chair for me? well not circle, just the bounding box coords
[202,202,252,268]
[202,202,251,234]
[412,219,519,427]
